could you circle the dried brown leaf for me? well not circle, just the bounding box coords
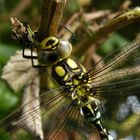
[10,17,34,47]
[17,75,43,140]
[2,50,39,92]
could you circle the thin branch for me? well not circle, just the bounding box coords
[74,7,140,56]
[37,0,53,40]
[37,0,66,41]
[120,0,131,10]
[10,0,32,17]
[49,0,66,36]
[84,10,111,21]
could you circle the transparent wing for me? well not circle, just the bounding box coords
[87,38,140,139]
[0,86,99,140]
[0,87,65,140]
[41,89,100,140]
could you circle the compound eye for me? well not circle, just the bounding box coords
[38,50,59,66]
[40,36,59,50]
[57,40,72,59]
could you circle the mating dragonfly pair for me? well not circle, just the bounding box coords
[0,22,140,140]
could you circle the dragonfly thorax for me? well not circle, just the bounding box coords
[52,58,97,101]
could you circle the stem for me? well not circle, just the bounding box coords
[74,7,140,56]
[49,0,66,36]
[37,0,66,41]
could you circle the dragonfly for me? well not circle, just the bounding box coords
[0,23,140,140]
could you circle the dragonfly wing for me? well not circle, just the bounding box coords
[0,86,99,140]
[42,91,99,140]
[0,87,65,140]
[87,38,140,139]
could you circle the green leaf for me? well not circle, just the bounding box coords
[0,79,18,115]
[97,33,129,56]
[0,43,18,65]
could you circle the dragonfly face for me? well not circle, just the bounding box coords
[38,36,72,66]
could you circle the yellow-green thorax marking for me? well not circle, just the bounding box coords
[52,58,95,101]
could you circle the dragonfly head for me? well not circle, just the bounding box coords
[38,36,72,66]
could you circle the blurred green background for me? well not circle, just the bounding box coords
[0,0,140,139]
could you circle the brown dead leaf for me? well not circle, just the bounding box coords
[2,50,39,92]
[16,75,43,140]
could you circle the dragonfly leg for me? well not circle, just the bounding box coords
[22,46,45,68]
[22,46,37,59]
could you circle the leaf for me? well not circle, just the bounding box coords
[0,43,17,65]
[98,33,128,55]
[0,84,18,112]
[2,50,39,92]
[16,75,43,140]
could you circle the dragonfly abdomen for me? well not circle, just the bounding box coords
[81,101,114,140]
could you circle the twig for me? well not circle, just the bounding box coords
[10,0,32,17]
[84,10,111,21]
[49,0,66,36]
[74,7,140,56]
[37,0,54,40]
[120,0,131,10]
[37,0,66,41]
